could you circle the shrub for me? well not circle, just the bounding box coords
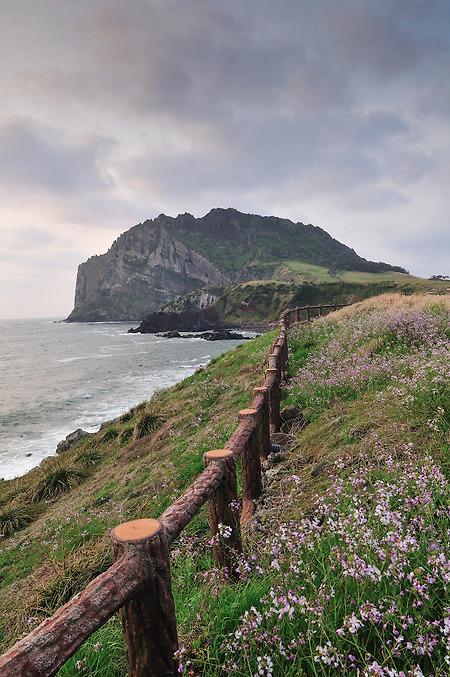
[134,411,163,440]
[25,546,112,616]
[0,505,37,537]
[75,446,104,468]
[120,426,134,445]
[31,462,87,503]
[102,427,119,443]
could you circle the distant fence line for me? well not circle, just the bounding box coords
[0,303,345,677]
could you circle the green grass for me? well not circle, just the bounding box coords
[3,296,450,675]
[0,330,275,660]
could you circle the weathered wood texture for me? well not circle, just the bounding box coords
[203,451,242,576]
[0,552,148,677]
[111,520,179,677]
[265,367,281,433]
[252,387,271,460]
[239,409,262,524]
[159,461,225,545]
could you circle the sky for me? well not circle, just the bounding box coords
[0,0,449,319]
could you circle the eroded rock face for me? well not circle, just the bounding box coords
[67,220,230,322]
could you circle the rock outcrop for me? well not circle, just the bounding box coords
[67,218,230,322]
[128,307,224,334]
[66,208,408,322]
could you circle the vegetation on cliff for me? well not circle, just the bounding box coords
[1,294,450,676]
[166,275,450,326]
[67,208,410,322]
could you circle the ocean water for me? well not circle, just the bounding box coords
[0,318,254,481]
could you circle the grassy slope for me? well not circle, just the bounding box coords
[167,273,449,326]
[0,335,274,660]
[281,261,432,284]
[212,277,449,325]
[1,294,450,676]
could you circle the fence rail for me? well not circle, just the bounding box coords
[0,304,343,677]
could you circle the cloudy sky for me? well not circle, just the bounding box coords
[1,0,449,319]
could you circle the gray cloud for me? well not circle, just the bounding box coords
[0,117,115,195]
[0,0,450,316]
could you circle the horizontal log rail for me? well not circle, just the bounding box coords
[0,304,340,677]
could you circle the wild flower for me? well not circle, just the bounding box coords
[220,444,450,675]
[217,523,233,539]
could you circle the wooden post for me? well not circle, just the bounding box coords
[296,307,300,322]
[238,409,262,524]
[203,450,242,577]
[319,305,323,316]
[265,367,280,433]
[306,305,311,322]
[111,519,179,677]
[267,352,278,371]
[253,386,270,460]
[278,332,288,374]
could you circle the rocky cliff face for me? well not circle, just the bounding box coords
[67,208,408,322]
[67,220,230,321]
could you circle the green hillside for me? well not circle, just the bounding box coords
[67,208,413,322]
[168,276,450,325]
[1,294,450,675]
[171,208,408,279]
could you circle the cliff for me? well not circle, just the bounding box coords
[66,208,408,322]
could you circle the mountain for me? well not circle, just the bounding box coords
[66,208,408,322]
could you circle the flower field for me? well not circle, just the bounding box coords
[175,294,450,676]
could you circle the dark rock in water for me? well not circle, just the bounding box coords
[200,330,250,341]
[155,327,250,341]
[128,307,226,334]
[57,428,92,453]
[157,331,182,338]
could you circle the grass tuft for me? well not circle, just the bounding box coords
[134,411,164,440]
[0,504,38,538]
[30,462,88,503]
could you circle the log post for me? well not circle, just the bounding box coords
[269,347,282,384]
[265,368,280,433]
[252,386,270,460]
[203,450,242,577]
[238,409,262,524]
[296,307,300,323]
[111,519,179,677]
[319,304,323,317]
[306,305,311,322]
[278,333,288,374]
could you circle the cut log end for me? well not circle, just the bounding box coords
[203,449,234,461]
[112,518,161,543]
[239,408,257,417]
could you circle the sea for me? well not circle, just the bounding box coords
[0,318,256,481]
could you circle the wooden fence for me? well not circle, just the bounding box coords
[0,304,344,677]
